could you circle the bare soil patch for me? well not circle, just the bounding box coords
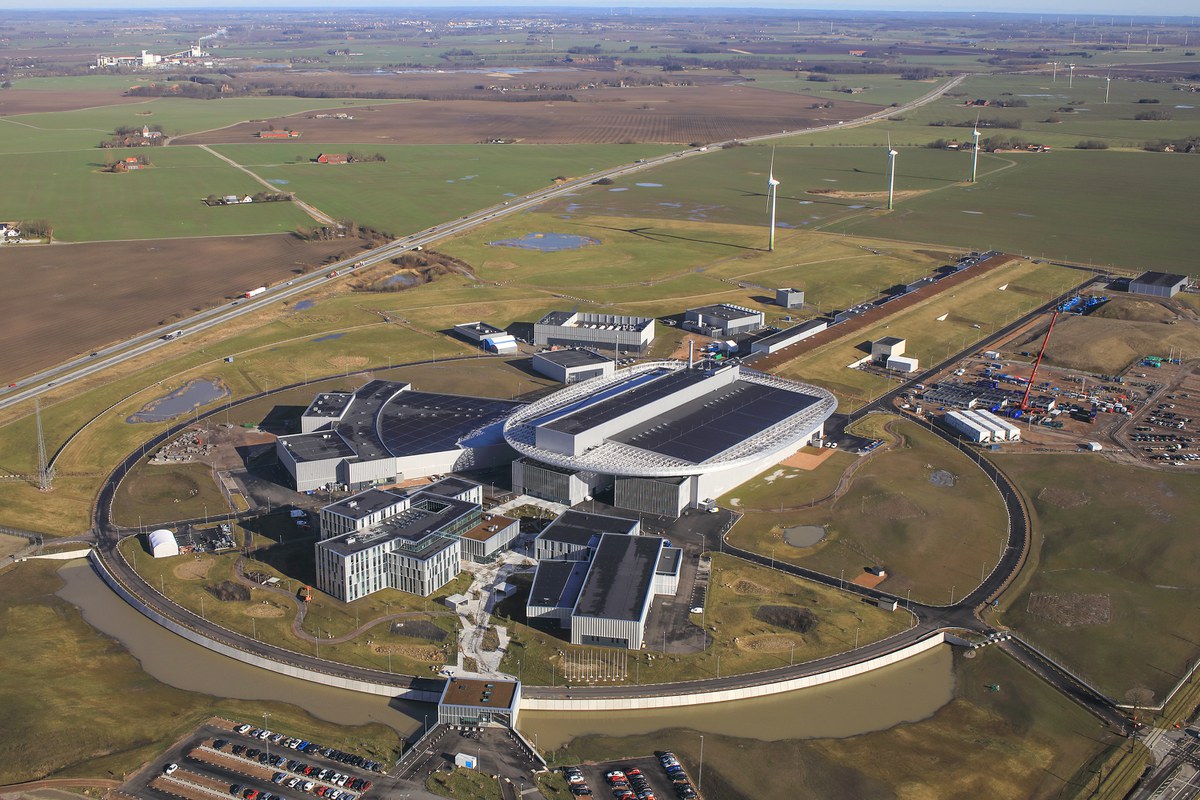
[0,89,148,115]
[851,572,888,590]
[172,557,214,581]
[370,643,444,661]
[735,634,795,652]
[244,603,286,618]
[173,86,880,146]
[1027,593,1111,626]
[730,579,774,596]
[0,234,359,382]
[1037,486,1091,508]
[780,447,835,470]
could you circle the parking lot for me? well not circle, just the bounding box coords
[562,751,700,800]
[1119,359,1200,467]
[116,720,382,800]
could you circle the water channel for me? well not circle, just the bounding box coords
[57,560,957,750]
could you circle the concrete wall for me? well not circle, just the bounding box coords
[523,632,947,710]
[89,551,441,701]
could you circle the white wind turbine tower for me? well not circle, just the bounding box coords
[971,112,981,183]
[766,147,781,251]
[1105,73,1112,103]
[886,134,898,210]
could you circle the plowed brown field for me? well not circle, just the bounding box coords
[0,89,149,115]
[0,234,358,381]
[173,85,878,145]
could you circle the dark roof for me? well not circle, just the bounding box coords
[440,677,517,710]
[423,476,480,499]
[656,546,682,576]
[753,319,827,348]
[528,559,589,608]
[1132,271,1188,288]
[304,392,353,419]
[279,431,357,462]
[687,304,761,322]
[331,380,410,460]
[543,368,709,435]
[324,488,408,521]
[538,311,576,326]
[539,509,639,546]
[573,534,664,622]
[876,336,905,346]
[377,391,521,456]
[534,349,613,368]
[320,492,477,557]
[613,380,821,464]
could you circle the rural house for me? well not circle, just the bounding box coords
[259,130,302,139]
[315,153,350,164]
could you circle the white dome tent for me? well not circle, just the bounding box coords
[148,529,179,558]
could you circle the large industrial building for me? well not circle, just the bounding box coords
[504,360,836,517]
[533,311,655,353]
[276,381,521,492]
[533,509,640,561]
[1129,271,1189,298]
[750,319,827,356]
[943,409,1022,443]
[313,478,519,600]
[684,304,764,336]
[531,349,615,384]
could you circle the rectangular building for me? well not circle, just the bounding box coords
[1129,271,1188,298]
[511,458,603,506]
[613,475,689,518]
[872,337,907,359]
[438,677,521,728]
[944,410,993,443]
[526,559,590,626]
[684,304,764,336]
[974,409,1021,441]
[318,487,409,540]
[751,319,828,355]
[886,355,920,373]
[533,311,655,353]
[534,509,640,562]
[459,514,520,562]
[775,288,805,309]
[532,349,615,384]
[453,321,507,343]
[570,534,665,650]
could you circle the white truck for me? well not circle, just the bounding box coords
[244,286,267,298]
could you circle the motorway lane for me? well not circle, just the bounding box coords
[0,74,965,413]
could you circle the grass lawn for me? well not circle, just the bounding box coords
[726,417,1009,605]
[497,554,912,686]
[112,460,231,527]
[0,559,400,784]
[0,146,313,241]
[992,452,1200,699]
[554,647,1121,800]
[215,143,677,237]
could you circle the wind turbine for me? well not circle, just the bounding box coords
[766,147,780,251]
[1068,62,1076,88]
[1104,73,1112,103]
[886,134,897,211]
[971,112,981,183]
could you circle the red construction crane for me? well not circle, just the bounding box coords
[1020,309,1059,412]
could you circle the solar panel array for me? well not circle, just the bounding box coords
[615,382,820,464]
[378,391,520,456]
[544,369,708,435]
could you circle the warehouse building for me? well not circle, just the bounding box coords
[684,304,764,336]
[943,410,992,443]
[886,355,920,373]
[533,509,640,561]
[1129,271,1189,298]
[775,288,805,309]
[438,677,521,728]
[504,360,836,517]
[533,311,655,353]
[277,381,521,492]
[943,409,1021,443]
[750,319,828,356]
[872,336,906,359]
[973,408,1021,441]
[453,321,507,343]
[532,348,615,384]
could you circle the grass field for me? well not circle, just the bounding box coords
[427,767,503,800]
[113,461,230,527]
[497,555,911,686]
[725,417,1009,604]
[213,143,676,235]
[0,146,314,241]
[993,452,1200,699]
[555,647,1119,800]
[742,71,939,107]
[0,559,401,785]
[1038,311,1200,374]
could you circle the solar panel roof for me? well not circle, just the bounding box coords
[378,391,522,456]
[544,369,708,435]
[613,381,820,464]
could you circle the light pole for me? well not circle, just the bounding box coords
[697,735,704,793]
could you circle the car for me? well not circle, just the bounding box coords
[315,788,327,797]
[214,739,229,749]
[302,782,315,793]
[232,745,245,756]
[244,790,259,800]
[230,786,244,797]
[247,748,260,758]
[606,772,626,782]
[164,764,178,776]
[259,730,271,740]
[337,776,350,787]
[287,779,301,789]
[273,773,286,784]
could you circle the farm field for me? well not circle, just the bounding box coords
[552,647,1123,800]
[213,143,677,236]
[724,417,1009,605]
[825,150,1200,273]
[994,453,1200,700]
[0,146,315,241]
[0,233,357,382]
[173,84,883,146]
[742,71,942,107]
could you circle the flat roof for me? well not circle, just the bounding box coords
[331,380,410,461]
[440,677,517,711]
[304,392,353,419]
[461,514,516,542]
[574,534,664,622]
[876,336,905,346]
[753,319,827,348]
[688,303,761,322]
[656,546,681,576]
[455,321,505,335]
[320,492,477,557]
[324,488,407,520]
[534,349,613,368]
[377,391,522,456]
[544,368,709,436]
[538,509,639,546]
[279,431,358,463]
[528,559,589,608]
[613,380,821,464]
[1133,271,1188,287]
[424,476,481,498]
[538,311,576,326]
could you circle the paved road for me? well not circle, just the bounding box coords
[0,73,965,413]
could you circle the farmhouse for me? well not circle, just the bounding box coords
[315,153,350,164]
[259,129,301,139]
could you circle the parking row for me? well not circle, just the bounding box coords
[209,740,373,800]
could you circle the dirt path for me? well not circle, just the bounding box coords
[197,144,335,226]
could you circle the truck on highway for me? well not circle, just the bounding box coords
[161,329,184,341]
[244,286,267,298]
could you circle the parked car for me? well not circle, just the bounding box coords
[164,764,178,776]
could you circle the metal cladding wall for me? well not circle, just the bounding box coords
[613,476,688,518]
[276,441,342,492]
[1130,278,1185,298]
[570,612,645,651]
[343,456,399,488]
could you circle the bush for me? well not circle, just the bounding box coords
[754,605,819,633]
[1135,110,1172,121]
[1075,140,1110,150]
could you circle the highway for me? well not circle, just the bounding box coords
[0,73,965,414]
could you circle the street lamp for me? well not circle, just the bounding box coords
[697,735,704,793]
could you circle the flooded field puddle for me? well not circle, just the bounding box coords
[293,300,316,311]
[783,524,826,547]
[488,233,600,252]
[127,378,229,424]
[312,333,345,343]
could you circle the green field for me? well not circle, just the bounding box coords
[113,461,230,527]
[743,71,941,107]
[994,453,1200,699]
[0,559,401,784]
[0,146,313,241]
[725,417,1009,604]
[214,143,677,236]
[556,648,1122,800]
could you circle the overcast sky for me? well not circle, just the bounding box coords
[0,2,1193,19]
